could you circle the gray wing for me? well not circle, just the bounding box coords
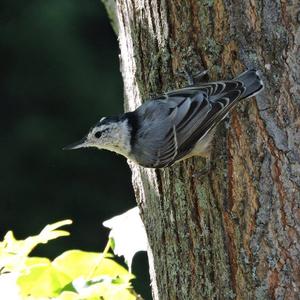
[133,80,245,168]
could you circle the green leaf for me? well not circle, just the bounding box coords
[17,261,70,297]
[69,280,137,300]
[0,220,72,273]
[56,291,81,300]
[52,250,134,282]
[24,256,51,267]
[1,219,141,300]
[38,220,73,243]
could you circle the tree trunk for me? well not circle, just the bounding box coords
[103,0,300,299]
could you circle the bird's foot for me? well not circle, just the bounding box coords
[176,67,209,86]
[193,69,209,82]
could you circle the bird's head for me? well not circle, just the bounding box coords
[63,116,131,156]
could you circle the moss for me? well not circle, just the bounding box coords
[175,178,186,200]
[207,39,222,55]
[248,51,259,63]
[203,0,215,8]
[196,185,209,209]
[255,283,269,300]
[211,64,222,75]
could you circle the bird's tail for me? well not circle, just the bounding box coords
[235,69,264,99]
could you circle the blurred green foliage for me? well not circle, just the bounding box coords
[0,0,150,298]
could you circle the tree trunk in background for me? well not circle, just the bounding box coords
[103,0,300,299]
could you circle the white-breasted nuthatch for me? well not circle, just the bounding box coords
[64,69,264,168]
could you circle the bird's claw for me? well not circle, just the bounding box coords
[176,67,209,86]
[193,69,209,81]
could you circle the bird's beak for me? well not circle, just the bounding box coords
[63,137,87,150]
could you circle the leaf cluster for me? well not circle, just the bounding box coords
[0,220,139,300]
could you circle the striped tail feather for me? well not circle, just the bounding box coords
[235,69,264,99]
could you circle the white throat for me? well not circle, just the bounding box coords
[95,119,132,158]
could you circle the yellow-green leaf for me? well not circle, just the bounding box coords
[52,250,134,282]
[24,256,51,267]
[0,220,72,273]
[18,262,70,297]
[72,280,137,300]
[56,291,81,300]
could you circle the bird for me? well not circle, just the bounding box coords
[63,69,264,168]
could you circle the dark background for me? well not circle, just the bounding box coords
[0,0,150,298]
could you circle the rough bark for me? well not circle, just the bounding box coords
[103,0,300,299]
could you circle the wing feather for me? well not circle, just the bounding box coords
[133,80,246,168]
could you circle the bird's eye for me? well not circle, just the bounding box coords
[94,131,102,138]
